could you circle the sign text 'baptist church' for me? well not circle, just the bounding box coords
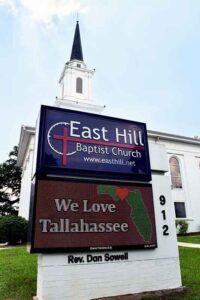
[35,106,151,181]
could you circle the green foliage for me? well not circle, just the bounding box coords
[178,235,200,244]
[1,246,200,299]
[0,215,28,244]
[177,247,200,299]
[0,247,37,299]
[176,220,189,235]
[0,146,22,215]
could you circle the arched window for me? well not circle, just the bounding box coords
[76,77,83,93]
[169,156,182,188]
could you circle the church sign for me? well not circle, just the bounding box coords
[35,105,151,181]
[30,179,157,253]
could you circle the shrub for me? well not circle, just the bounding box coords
[176,220,188,235]
[0,215,28,245]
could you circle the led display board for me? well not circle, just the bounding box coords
[30,178,157,253]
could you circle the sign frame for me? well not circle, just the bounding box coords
[29,175,157,254]
[33,105,151,182]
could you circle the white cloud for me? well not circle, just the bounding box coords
[0,0,17,13]
[0,0,86,26]
[20,0,85,25]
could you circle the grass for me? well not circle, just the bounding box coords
[0,246,200,299]
[173,247,200,300]
[177,235,200,244]
[0,247,37,300]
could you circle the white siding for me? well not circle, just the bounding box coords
[18,136,34,220]
[148,136,200,232]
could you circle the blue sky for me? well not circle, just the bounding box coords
[0,0,200,162]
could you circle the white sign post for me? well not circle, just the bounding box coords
[34,143,182,300]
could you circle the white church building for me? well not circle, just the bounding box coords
[17,22,200,234]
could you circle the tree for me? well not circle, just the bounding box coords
[0,146,22,216]
[0,215,28,244]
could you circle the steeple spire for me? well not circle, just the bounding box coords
[70,21,83,61]
[57,20,105,113]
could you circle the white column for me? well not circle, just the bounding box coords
[19,149,34,220]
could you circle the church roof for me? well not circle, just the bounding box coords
[70,21,83,61]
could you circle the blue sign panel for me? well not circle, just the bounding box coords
[35,105,151,181]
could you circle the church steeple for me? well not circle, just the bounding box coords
[70,21,83,61]
[56,20,105,114]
